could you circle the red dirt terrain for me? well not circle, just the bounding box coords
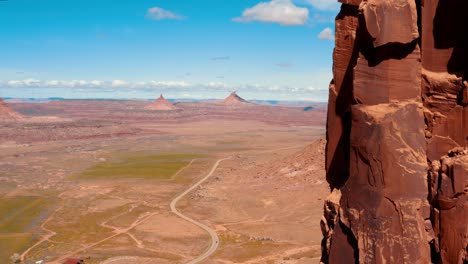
[321,1,468,263]
[1,99,325,144]
[184,138,328,263]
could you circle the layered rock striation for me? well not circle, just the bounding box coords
[321,0,467,263]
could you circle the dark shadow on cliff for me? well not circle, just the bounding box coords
[434,0,468,77]
[323,5,360,262]
[326,4,359,189]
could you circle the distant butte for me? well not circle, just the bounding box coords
[220,91,250,105]
[144,94,179,111]
[0,97,23,121]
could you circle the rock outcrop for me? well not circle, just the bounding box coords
[321,1,467,263]
[220,91,249,105]
[0,97,23,121]
[144,95,179,111]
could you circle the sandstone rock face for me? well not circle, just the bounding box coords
[321,0,468,263]
[343,102,430,263]
[429,148,468,264]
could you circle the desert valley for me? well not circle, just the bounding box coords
[0,93,328,264]
[2,0,467,263]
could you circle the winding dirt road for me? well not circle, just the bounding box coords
[170,157,230,264]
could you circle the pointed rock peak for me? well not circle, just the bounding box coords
[221,91,249,105]
[144,94,179,111]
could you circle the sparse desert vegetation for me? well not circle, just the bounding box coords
[74,153,205,180]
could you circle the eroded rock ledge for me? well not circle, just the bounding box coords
[321,0,467,263]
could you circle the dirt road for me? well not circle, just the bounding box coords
[170,157,230,264]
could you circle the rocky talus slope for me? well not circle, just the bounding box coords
[321,0,467,263]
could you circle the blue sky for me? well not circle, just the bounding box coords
[0,0,339,101]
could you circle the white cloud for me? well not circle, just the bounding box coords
[6,79,41,87]
[0,79,192,89]
[0,79,330,101]
[207,81,227,87]
[146,7,184,20]
[306,0,340,11]
[233,0,309,26]
[318,27,335,40]
[90,80,103,87]
[111,80,128,87]
[144,81,190,88]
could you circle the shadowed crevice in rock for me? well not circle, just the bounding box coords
[325,4,360,189]
[326,110,352,188]
[328,220,359,264]
[415,0,422,47]
[433,0,468,74]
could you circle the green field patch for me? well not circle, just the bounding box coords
[0,233,35,262]
[0,196,53,262]
[0,196,52,233]
[73,153,205,180]
[48,203,132,244]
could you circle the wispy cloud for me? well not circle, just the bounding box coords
[0,79,329,101]
[146,7,185,20]
[318,27,335,40]
[233,0,309,26]
[0,79,326,92]
[0,79,191,89]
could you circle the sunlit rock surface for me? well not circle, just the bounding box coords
[321,0,467,263]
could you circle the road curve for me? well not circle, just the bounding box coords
[170,157,230,264]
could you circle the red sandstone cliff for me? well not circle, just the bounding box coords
[321,0,467,263]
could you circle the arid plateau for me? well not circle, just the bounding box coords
[0,96,327,264]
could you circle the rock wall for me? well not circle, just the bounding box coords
[321,0,467,263]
